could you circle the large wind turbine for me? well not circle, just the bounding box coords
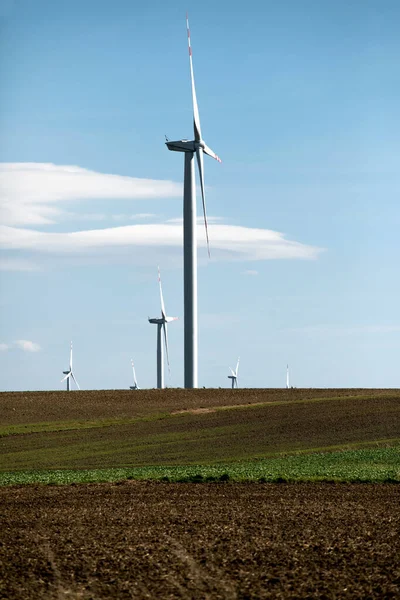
[148,268,177,389]
[61,341,80,391]
[130,359,140,390]
[166,15,221,388]
[227,358,240,389]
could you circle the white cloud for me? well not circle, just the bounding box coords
[66,212,158,223]
[0,162,323,268]
[0,343,9,351]
[0,222,321,262]
[0,162,181,226]
[243,270,258,276]
[14,340,41,352]
[130,213,157,220]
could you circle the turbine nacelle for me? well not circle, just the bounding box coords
[148,316,177,325]
[148,317,165,325]
[166,140,196,153]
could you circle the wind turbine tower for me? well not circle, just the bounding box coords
[166,15,221,388]
[286,364,290,389]
[130,359,139,390]
[61,341,80,391]
[148,268,178,389]
[228,358,240,389]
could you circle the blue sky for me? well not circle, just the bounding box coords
[1,0,399,390]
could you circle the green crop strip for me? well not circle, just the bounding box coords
[1,446,399,486]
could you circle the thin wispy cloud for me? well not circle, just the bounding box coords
[0,340,41,352]
[0,222,321,263]
[66,212,158,223]
[14,340,41,352]
[243,270,258,276]
[0,162,181,226]
[130,213,157,219]
[0,162,323,269]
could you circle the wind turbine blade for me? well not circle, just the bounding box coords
[235,357,240,376]
[229,367,235,376]
[61,372,71,383]
[186,13,202,142]
[163,322,170,372]
[158,266,167,319]
[131,360,138,387]
[195,147,210,258]
[71,372,80,390]
[203,142,222,163]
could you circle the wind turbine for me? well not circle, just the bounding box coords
[61,341,80,391]
[228,358,240,389]
[165,15,221,388]
[286,364,290,389]
[130,359,140,390]
[148,268,178,389]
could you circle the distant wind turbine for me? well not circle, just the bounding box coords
[165,14,221,388]
[148,268,178,389]
[286,364,290,389]
[228,358,240,389]
[61,341,80,391]
[130,359,139,390]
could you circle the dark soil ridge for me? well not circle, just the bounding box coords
[2,387,399,425]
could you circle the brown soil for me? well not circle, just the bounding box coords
[2,389,399,469]
[1,482,399,599]
[2,388,398,426]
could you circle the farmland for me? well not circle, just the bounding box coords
[1,482,399,599]
[1,388,399,475]
[1,388,399,598]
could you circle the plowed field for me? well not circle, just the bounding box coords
[1,388,399,470]
[1,482,399,599]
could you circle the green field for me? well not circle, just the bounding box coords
[1,388,399,484]
[1,446,399,486]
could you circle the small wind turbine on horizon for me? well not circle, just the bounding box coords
[227,358,240,389]
[61,341,80,391]
[286,364,290,389]
[165,14,221,388]
[130,359,140,390]
[148,268,178,389]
